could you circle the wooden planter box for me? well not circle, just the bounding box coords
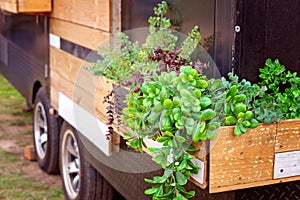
[95,81,300,193]
[191,119,300,193]
[112,112,300,193]
[0,0,51,13]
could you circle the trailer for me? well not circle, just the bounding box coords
[0,0,299,199]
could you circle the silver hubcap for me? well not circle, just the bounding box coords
[34,102,48,160]
[61,129,80,199]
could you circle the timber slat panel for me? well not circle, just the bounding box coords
[275,119,300,153]
[51,0,110,32]
[50,46,83,84]
[0,0,51,13]
[50,70,59,110]
[50,18,110,50]
[209,124,277,193]
[50,46,112,120]
[217,176,300,194]
[94,79,113,123]
[0,1,17,13]
[18,0,51,12]
[192,140,209,161]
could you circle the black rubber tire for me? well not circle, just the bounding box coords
[33,88,59,174]
[59,122,115,200]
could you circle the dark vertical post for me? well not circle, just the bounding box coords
[214,0,236,76]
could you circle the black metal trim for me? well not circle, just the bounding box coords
[233,0,242,76]
[60,38,92,60]
[57,37,102,63]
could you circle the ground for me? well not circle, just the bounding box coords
[0,75,63,199]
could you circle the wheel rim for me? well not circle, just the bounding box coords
[61,129,81,199]
[34,102,48,160]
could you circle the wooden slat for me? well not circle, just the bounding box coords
[0,0,51,13]
[0,0,18,13]
[51,69,95,113]
[50,46,106,98]
[50,70,59,110]
[211,175,300,193]
[94,79,113,124]
[50,69,74,105]
[0,0,15,2]
[275,119,300,153]
[51,0,110,32]
[50,46,112,119]
[50,18,110,50]
[111,0,121,35]
[52,62,108,118]
[18,0,51,12]
[192,140,209,161]
[50,46,83,84]
[209,124,277,193]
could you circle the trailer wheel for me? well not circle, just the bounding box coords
[59,122,115,200]
[33,88,59,173]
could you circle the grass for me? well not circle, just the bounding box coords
[0,75,26,114]
[0,74,64,199]
[0,150,17,163]
[20,129,33,136]
[0,175,64,200]
[7,119,31,126]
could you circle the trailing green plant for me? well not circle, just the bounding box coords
[122,67,263,198]
[123,66,219,199]
[89,2,300,199]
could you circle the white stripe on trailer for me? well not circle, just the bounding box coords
[49,33,61,49]
[58,92,111,156]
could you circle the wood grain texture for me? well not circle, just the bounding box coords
[51,0,110,32]
[111,0,121,35]
[211,175,300,193]
[209,124,277,193]
[0,0,51,13]
[18,0,51,12]
[0,0,18,13]
[275,119,300,153]
[192,140,209,161]
[50,70,59,110]
[50,46,112,119]
[50,18,110,50]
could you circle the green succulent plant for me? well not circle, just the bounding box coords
[123,66,219,199]
[90,1,299,199]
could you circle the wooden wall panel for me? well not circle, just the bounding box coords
[0,1,18,13]
[50,18,110,50]
[275,119,300,153]
[50,47,83,84]
[0,0,51,13]
[50,46,112,121]
[94,79,113,123]
[51,0,110,32]
[50,70,60,109]
[209,124,277,193]
[18,0,51,12]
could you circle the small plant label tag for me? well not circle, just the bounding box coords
[191,158,205,184]
[274,150,300,179]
